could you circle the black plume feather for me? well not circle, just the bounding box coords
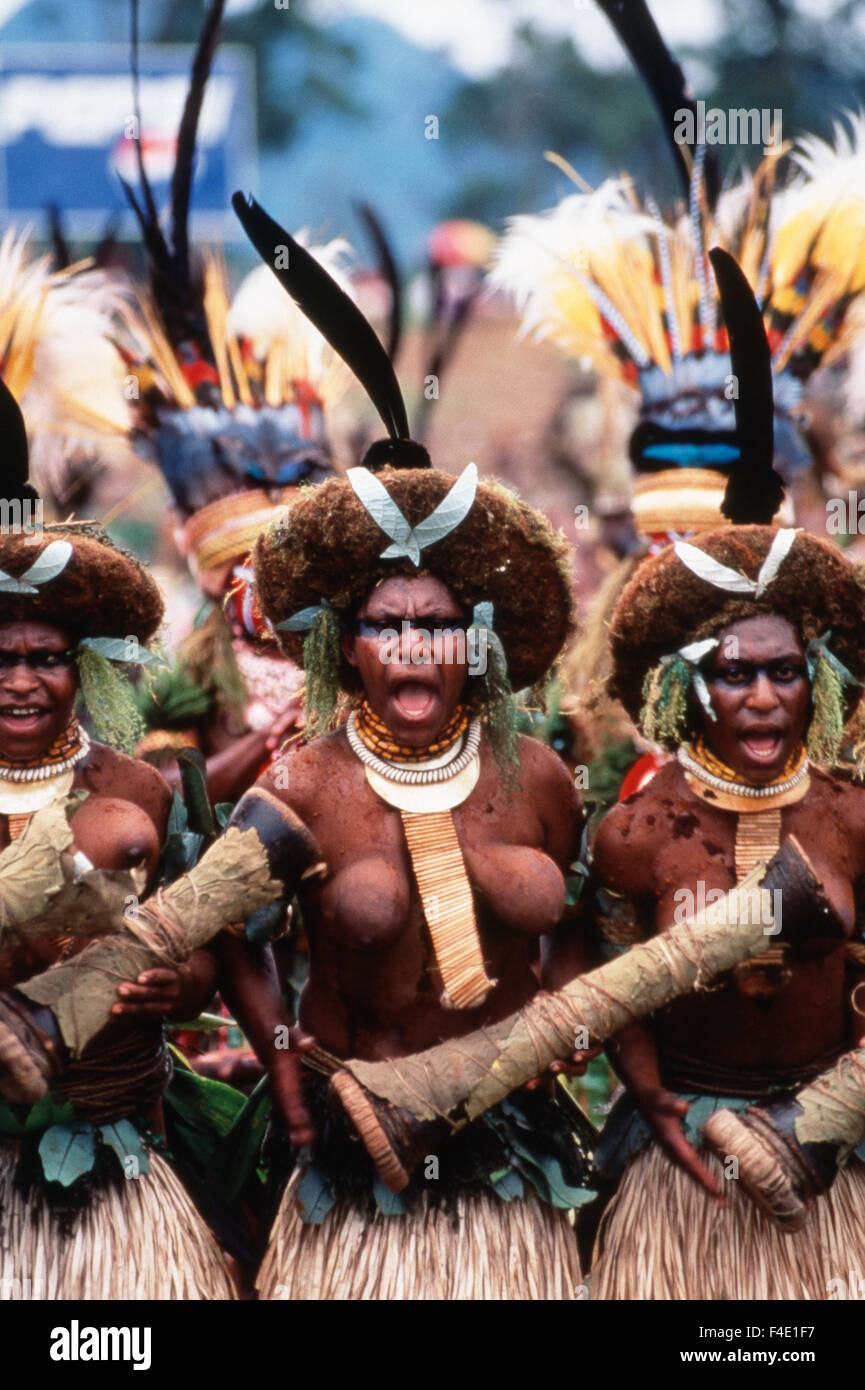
[354,201,402,364]
[94,215,120,269]
[123,0,225,345]
[233,191,411,444]
[127,0,169,274]
[708,246,783,525]
[47,205,71,270]
[0,379,38,505]
[595,0,719,208]
[171,0,226,285]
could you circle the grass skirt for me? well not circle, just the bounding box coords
[0,1140,235,1299]
[590,1142,865,1300]
[258,1167,583,1301]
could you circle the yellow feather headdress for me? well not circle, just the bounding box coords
[118,234,360,576]
[490,118,865,533]
[0,229,134,511]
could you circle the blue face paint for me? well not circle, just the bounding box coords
[705,658,809,689]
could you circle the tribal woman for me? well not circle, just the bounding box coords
[490,115,865,797]
[586,252,865,1299]
[0,380,239,1299]
[228,195,595,1300]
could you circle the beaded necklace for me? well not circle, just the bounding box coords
[354,700,468,763]
[0,718,88,831]
[346,701,493,1010]
[678,738,809,810]
[0,717,89,783]
[678,737,810,998]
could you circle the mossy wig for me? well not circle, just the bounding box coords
[235,193,575,744]
[254,465,575,700]
[609,525,865,749]
[0,522,164,752]
[0,522,163,645]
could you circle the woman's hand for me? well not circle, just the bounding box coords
[635,1086,723,1197]
[524,1044,603,1092]
[270,1045,316,1148]
[111,968,182,1018]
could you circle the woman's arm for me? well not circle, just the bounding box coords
[592,798,721,1196]
[606,1019,721,1195]
[111,947,219,1022]
[160,729,274,805]
[216,931,313,1146]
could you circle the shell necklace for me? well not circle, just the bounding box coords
[347,709,481,787]
[346,708,492,1010]
[0,719,89,817]
[677,740,809,811]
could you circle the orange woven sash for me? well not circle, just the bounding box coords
[400,809,496,1010]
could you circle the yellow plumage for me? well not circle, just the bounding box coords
[492,114,865,390]
[0,229,135,506]
[122,235,358,415]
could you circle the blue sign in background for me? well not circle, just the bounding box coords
[0,44,256,239]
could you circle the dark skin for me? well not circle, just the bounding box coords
[594,614,865,1193]
[0,620,208,1022]
[161,663,305,805]
[0,619,310,1145]
[226,576,585,1137]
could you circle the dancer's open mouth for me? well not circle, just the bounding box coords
[391,681,437,722]
[739,730,784,764]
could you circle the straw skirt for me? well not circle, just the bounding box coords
[590,1142,865,1300]
[0,1140,234,1300]
[258,1167,584,1301]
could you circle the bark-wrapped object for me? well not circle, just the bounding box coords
[0,798,143,947]
[1,790,319,1100]
[323,836,837,1191]
[702,1047,865,1231]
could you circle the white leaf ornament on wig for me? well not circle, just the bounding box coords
[347,462,478,566]
[0,539,73,595]
[673,529,797,598]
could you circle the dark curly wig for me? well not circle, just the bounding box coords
[609,525,865,734]
[254,466,575,694]
[0,521,163,644]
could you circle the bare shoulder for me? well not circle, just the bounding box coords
[514,734,581,864]
[591,762,679,896]
[808,766,865,848]
[516,733,578,804]
[259,728,356,818]
[79,743,172,827]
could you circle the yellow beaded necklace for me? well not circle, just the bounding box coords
[354,700,468,764]
[690,736,806,788]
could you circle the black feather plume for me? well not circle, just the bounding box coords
[233,192,411,444]
[171,0,226,286]
[94,216,120,269]
[708,246,783,525]
[0,379,38,505]
[595,0,719,208]
[354,201,402,364]
[47,205,71,271]
[123,0,225,347]
[128,0,168,273]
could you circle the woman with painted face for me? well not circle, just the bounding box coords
[0,377,244,1298]
[213,195,598,1301]
[586,255,865,1298]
